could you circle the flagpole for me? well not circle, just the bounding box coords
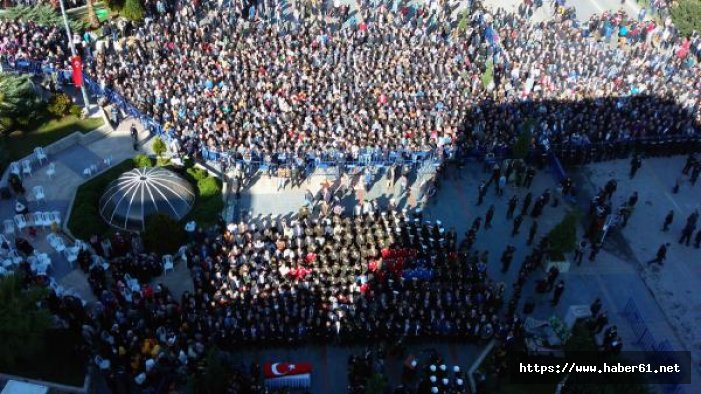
[58,0,91,113]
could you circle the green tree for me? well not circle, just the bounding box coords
[122,0,145,21]
[0,274,51,368]
[133,153,154,168]
[143,213,187,254]
[152,136,167,158]
[0,5,87,31]
[547,211,579,260]
[671,0,701,37]
[0,73,43,134]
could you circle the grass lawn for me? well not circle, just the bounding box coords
[68,157,223,240]
[0,329,88,387]
[182,166,224,228]
[0,115,104,176]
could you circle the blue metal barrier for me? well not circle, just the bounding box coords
[622,297,657,350]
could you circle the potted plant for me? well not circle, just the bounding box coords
[545,211,579,273]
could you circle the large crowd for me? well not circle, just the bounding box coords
[22,197,515,391]
[1,0,698,164]
[2,0,700,392]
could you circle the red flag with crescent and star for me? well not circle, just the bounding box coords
[263,362,312,378]
[70,55,83,87]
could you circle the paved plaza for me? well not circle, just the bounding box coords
[222,153,701,392]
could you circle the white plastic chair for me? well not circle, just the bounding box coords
[40,212,52,229]
[46,162,56,179]
[33,254,51,275]
[124,273,140,292]
[83,167,92,177]
[104,155,113,167]
[50,211,62,226]
[162,254,174,275]
[33,185,46,204]
[14,215,28,232]
[31,212,45,228]
[64,246,79,268]
[74,239,88,251]
[7,249,22,265]
[90,164,98,174]
[22,160,32,177]
[3,220,14,238]
[47,233,66,253]
[34,147,48,165]
[10,162,21,177]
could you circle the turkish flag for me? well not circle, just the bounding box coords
[71,55,83,87]
[263,362,312,379]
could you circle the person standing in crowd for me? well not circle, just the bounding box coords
[521,193,532,217]
[477,181,487,206]
[527,220,538,246]
[507,195,518,219]
[130,123,138,151]
[648,243,669,266]
[589,242,601,262]
[512,214,523,237]
[552,280,565,306]
[485,205,495,230]
[629,154,642,179]
[662,210,674,232]
[590,298,603,317]
[574,240,587,265]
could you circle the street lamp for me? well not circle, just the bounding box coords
[57,0,91,113]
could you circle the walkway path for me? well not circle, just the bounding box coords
[0,114,153,292]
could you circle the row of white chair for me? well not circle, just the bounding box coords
[84,156,114,178]
[9,147,49,178]
[3,211,61,237]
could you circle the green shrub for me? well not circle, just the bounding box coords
[0,73,44,133]
[47,93,73,117]
[133,154,153,168]
[143,213,187,254]
[155,157,171,167]
[547,211,580,260]
[671,0,701,38]
[187,166,209,181]
[69,104,83,118]
[0,5,88,31]
[152,136,167,157]
[122,0,145,21]
[183,166,223,227]
[198,177,220,198]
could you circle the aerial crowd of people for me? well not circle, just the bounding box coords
[1,0,699,166]
[1,0,700,392]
